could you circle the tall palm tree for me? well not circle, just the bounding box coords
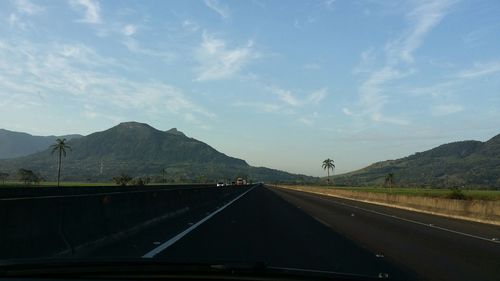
[385,173,394,189]
[322,158,335,184]
[51,138,71,187]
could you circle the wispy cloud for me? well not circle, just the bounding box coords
[203,0,230,20]
[270,87,301,107]
[13,0,43,15]
[182,19,200,32]
[348,0,455,125]
[0,40,212,127]
[261,84,329,110]
[122,38,176,62]
[432,104,464,116]
[324,0,335,9]
[121,24,137,36]
[232,101,284,113]
[195,32,256,81]
[457,61,500,78]
[308,88,328,104]
[385,0,455,64]
[69,0,101,24]
[298,112,319,126]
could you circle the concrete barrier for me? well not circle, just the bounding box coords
[274,185,500,226]
[0,185,252,259]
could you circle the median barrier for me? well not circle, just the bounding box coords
[0,185,251,259]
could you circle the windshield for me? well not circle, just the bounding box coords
[1,1,499,281]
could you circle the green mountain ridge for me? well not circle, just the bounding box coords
[334,134,500,188]
[0,122,314,183]
[0,129,83,159]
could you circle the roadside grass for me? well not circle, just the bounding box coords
[286,185,500,201]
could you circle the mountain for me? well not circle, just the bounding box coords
[0,122,314,183]
[0,129,83,159]
[166,128,186,137]
[334,134,500,188]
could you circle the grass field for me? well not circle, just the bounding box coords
[288,185,500,201]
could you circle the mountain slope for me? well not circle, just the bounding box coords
[0,129,82,159]
[334,135,500,188]
[0,122,312,183]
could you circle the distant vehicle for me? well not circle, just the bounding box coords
[236,178,244,185]
[216,182,224,187]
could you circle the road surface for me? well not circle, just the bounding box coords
[89,185,500,281]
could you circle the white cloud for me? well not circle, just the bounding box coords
[348,0,455,126]
[69,0,101,24]
[298,117,314,126]
[261,84,328,110]
[122,24,137,36]
[342,108,354,116]
[457,61,500,78]
[182,19,200,32]
[203,0,230,19]
[232,101,283,113]
[13,0,43,15]
[308,88,328,104]
[352,48,376,74]
[324,0,335,9]
[8,13,21,27]
[0,40,212,127]
[386,0,455,64]
[432,104,464,116]
[195,33,256,81]
[122,38,176,62]
[269,87,301,107]
[298,112,320,126]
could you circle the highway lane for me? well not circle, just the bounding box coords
[87,184,500,280]
[270,186,500,281]
[152,185,415,280]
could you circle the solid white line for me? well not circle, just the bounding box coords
[289,189,500,245]
[142,186,257,258]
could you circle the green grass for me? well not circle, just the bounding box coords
[292,185,500,201]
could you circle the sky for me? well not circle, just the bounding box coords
[0,0,499,177]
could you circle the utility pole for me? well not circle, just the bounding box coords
[100,160,103,175]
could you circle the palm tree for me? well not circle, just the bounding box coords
[51,138,71,187]
[322,158,335,184]
[385,173,395,189]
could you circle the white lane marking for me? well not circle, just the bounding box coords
[0,187,206,201]
[289,189,500,245]
[142,186,257,258]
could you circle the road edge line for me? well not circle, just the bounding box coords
[142,186,257,258]
[272,186,500,227]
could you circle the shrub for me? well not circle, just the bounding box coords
[447,187,467,200]
[113,174,132,186]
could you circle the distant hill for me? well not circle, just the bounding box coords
[334,134,500,188]
[0,122,314,183]
[0,129,82,159]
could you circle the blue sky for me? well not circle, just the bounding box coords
[0,0,499,176]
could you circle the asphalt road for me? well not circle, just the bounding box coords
[89,185,500,281]
[269,186,500,281]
